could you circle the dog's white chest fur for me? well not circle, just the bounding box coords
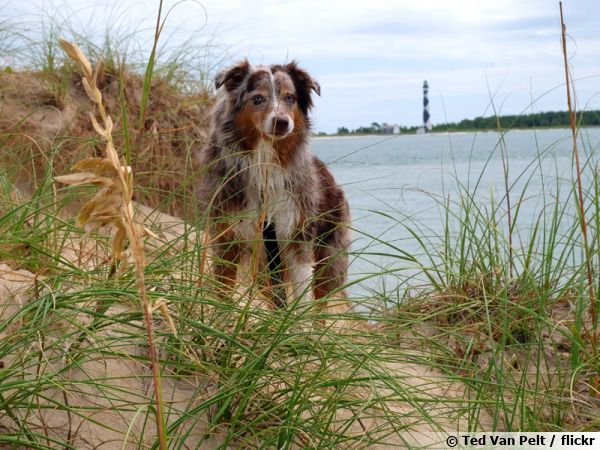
[235,140,298,240]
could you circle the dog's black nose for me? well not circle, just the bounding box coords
[272,116,289,135]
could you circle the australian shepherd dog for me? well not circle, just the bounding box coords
[197,60,350,308]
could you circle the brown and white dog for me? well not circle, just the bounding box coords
[197,60,350,307]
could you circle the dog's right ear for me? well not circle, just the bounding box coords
[215,60,251,92]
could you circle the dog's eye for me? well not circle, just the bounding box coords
[284,94,296,104]
[253,95,265,105]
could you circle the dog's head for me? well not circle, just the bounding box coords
[215,60,320,141]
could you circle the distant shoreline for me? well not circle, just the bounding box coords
[312,125,599,139]
[321,110,600,138]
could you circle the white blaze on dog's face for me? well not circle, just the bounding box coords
[252,68,296,139]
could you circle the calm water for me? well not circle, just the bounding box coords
[311,128,600,298]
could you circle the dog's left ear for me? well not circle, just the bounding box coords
[282,61,320,114]
[215,59,251,92]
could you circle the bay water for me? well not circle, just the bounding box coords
[311,128,600,300]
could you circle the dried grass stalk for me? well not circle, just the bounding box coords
[559,3,598,350]
[55,38,169,450]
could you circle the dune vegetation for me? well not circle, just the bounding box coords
[1,4,599,449]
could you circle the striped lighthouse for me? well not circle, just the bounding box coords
[423,80,431,132]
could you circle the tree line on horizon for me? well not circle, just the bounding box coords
[329,110,600,135]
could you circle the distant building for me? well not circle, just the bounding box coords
[381,123,401,135]
[423,80,432,132]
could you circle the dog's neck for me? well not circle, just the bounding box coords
[245,140,289,215]
[253,139,278,164]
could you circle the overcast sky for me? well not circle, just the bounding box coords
[8,0,600,133]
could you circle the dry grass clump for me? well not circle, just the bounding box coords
[0,56,212,218]
[385,276,598,431]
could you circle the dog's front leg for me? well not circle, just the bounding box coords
[211,226,243,298]
[281,241,314,308]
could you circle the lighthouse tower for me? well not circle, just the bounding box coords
[423,80,431,132]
